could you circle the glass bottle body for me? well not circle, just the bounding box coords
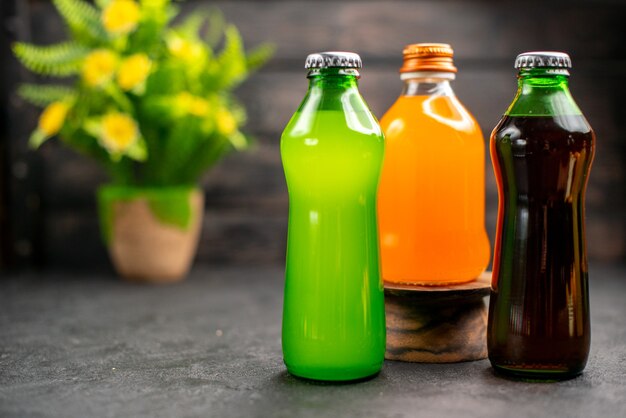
[488,69,595,379]
[378,75,490,284]
[280,68,386,381]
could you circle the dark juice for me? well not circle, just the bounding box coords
[488,114,595,378]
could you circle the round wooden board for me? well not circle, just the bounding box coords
[384,272,491,304]
[384,272,492,363]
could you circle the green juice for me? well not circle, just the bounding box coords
[281,59,386,381]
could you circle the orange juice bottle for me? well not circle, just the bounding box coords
[378,43,490,285]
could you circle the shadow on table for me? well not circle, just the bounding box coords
[271,370,384,387]
[481,364,582,384]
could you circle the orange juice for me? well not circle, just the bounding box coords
[377,44,490,285]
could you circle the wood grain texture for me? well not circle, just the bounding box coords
[384,272,490,363]
[385,296,488,363]
[2,0,624,269]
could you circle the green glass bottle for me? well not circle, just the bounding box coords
[280,52,386,381]
[488,52,596,379]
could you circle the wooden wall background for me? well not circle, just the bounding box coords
[1,0,625,271]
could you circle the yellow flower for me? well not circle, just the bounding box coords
[176,92,210,117]
[189,97,210,117]
[99,112,139,153]
[167,34,204,61]
[83,50,117,87]
[38,102,69,136]
[176,91,193,110]
[216,108,237,136]
[117,54,151,91]
[102,0,141,35]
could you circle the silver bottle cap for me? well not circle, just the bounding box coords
[305,52,362,69]
[514,51,572,69]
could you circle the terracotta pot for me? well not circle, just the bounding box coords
[97,186,204,283]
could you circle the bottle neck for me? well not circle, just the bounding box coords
[506,68,582,117]
[307,68,360,90]
[291,66,380,136]
[400,72,456,97]
[299,68,365,113]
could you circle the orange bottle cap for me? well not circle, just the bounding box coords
[399,43,457,73]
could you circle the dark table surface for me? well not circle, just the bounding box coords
[1,264,625,418]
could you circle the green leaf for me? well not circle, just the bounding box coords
[179,134,230,183]
[18,84,75,107]
[247,43,275,71]
[140,0,170,10]
[174,11,206,39]
[207,25,247,89]
[13,42,89,76]
[126,138,148,161]
[29,129,48,149]
[204,8,225,47]
[227,131,248,150]
[53,0,108,43]
[94,0,111,8]
[127,0,176,55]
[83,118,101,138]
[162,117,201,180]
[174,7,222,49]
[147,188,194,230]
[140,0,177,28]
[103,83,133,113]
[140,95,175,123]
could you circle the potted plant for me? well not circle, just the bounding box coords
[13,0,273,282]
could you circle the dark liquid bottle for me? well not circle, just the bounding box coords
[488,52,596,379]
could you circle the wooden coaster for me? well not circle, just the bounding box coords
[384,272,491,363]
